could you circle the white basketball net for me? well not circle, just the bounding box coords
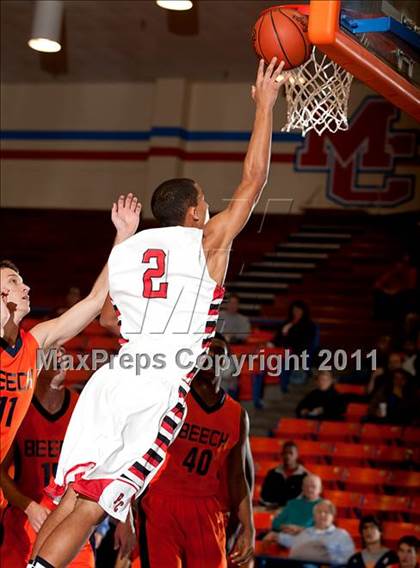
[281,47,353,136]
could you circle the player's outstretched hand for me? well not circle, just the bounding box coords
[251,58,288,109]
[111,193,142,241]
[230,529,254,566]
[25,500,51,533]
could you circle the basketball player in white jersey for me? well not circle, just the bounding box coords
[29,57,286,568]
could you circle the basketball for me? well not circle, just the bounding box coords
[252,7,312,70]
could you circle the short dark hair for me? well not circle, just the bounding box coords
[151,178,198,226]
[282,441,298,452]
[398,535,419,549]
[0,260,19,273]
[359,515,382,536]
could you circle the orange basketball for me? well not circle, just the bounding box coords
[252,7,312,70]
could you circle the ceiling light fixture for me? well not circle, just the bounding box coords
[156,1,193,11]
[28,0,64,53]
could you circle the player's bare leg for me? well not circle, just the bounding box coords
[31,486,78,558]
[32,496,105,567]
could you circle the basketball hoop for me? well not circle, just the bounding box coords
[281,46,354,136]
[257,4,354,136]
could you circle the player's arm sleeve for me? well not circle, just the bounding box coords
[0,446,32,512]
[204,105,273,247]
[227,409,255,538]
[99,294,120,337]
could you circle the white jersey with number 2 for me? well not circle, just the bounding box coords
[48,226,224,521]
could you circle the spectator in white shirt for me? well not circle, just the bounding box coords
[289,499,355,565]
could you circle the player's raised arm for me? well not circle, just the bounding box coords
[204,58,287,249]
[30,194,141,350]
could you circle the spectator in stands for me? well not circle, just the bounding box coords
[264,474,322,548]
[215,332,240,400]
[367,351,405,395]
[348,515,398,568]
[368,368,417,425]
[401,338,418,377]
[373,253,417,320]
[272,300,317,356]
[259,441,308,509]
[296,370,346,420]
[391,536,419,568]
[216,294,251,344]
[289,500,355,565]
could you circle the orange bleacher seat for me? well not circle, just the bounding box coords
[83,320,108,336]
[410,497,420,522]
[360,424,403,445]
[345,403,369,421]
[342,467,388,493]
[318,421,361,442]
[373,446,412,466]
[247,329,275,345]
[307,465,343,488]
[253,510,274,532]
[65,369,93,385]
[254,460,279,483]
[361,494,411,519]
[332,442,373,466]
[64,335,88,351]
[238,371,253,401]
[253,482,262,504]
[383,522,420,546]
[274,418,318,439]
[251,437,283,459]
[86,335,120,351]
[336,518,360,545]
[402,427,420,446]
[296,440,332,464]
[229,344,260,356]
[322,490,361,516]
[336,384,366,396]
[387,471,420,494]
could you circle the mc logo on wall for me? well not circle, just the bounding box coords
[295,97,417,207]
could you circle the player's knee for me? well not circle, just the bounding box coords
[75,497,106,525]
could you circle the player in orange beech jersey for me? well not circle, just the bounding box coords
[0,193,141,463]
[0,349,95,567]
[138,335,255,568]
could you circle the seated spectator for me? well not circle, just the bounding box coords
[368,368,417,425]
[367,352,405,395]
[289,500,355,565]
[296,370,346,420]
[390,536,419,568]
[373,254,417,320]
[348,515,398,568]
[264,474,322,548]
[216,294,251,344]
[217,334,240,400]
[401,337,418,377]
[259,441,308,508]
[272,300,317,356]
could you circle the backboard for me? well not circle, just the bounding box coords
[307,0,420,121]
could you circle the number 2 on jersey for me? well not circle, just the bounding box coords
[142,249,168,299]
